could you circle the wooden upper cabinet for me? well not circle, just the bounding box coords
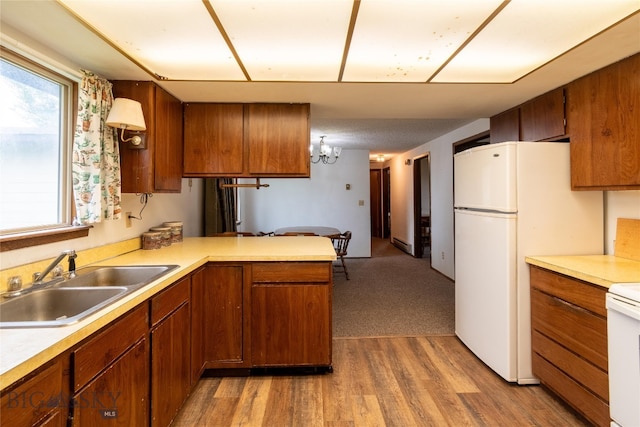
[183,103,310,177]
[112,81,183,193]
[520,88,566,141]
[490,108,519,143]
[567,53,640,190]
[246,103,310,176]
[183,103,244,175]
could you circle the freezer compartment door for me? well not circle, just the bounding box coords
[454,142,517,212]
[455,209,517,382]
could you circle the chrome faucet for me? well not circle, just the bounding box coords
[34,250,77,284]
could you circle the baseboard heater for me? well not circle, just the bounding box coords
[392,237,412,254]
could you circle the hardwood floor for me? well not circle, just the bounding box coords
[173,336,590,426]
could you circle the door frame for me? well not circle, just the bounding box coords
[413,154,431,259]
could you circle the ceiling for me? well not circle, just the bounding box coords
[1,1,639,160]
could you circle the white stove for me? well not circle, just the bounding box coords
[607,283,640,427]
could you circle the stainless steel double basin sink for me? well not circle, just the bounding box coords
[0,265,178,328]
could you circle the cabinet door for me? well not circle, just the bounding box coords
[0,359,66,427]
[567,53,640,189]
[251,284,331,367]
[151,302,190,427]
[490,108,519,143]
[520,88,566,141]
[246,103,310,176]
[183,103,244,176]
[153,85,183,192]
[194,264,250,369]
[72,338,149,427]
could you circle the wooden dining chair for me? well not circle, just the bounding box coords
[330,231,352,280]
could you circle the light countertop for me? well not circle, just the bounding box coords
[525,254,640,288]
[0,236,336,390]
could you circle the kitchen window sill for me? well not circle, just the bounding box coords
[0,225,92,252]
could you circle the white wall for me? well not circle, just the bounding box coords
[238,149,371,258]
[0,179,204,269]
[389,120,640,280]
[390,119,491,279]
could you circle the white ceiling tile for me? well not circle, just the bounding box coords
[59,0,246,80]
[211,0,353,81]
[343,0,504,82]
[433,0,640,82]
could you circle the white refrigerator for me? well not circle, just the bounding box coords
[453,141,603,384]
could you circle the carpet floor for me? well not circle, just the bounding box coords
[332,238,455,337]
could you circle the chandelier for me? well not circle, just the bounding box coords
[310,136,342,164]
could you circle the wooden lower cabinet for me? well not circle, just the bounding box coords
[251,262,332,367]
[0,357,69,427]
[71,305,149,426]
[192,264,251,370]
[3,260,333,426]
[150,277,191,427]
[530,266,609,427]
[72,339,148,426]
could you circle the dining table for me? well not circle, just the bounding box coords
[274,226,341,237]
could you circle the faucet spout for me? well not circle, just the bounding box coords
[34,250,77,283]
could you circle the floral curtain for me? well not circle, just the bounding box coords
[72,70,121,224]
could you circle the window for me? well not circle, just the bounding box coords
[0,47,88,251]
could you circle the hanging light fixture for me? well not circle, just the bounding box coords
[310,135,342,164]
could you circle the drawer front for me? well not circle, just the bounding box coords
[533,352,609,427]
[530,266,607,316]
[73,305,148,391]
[531,289,607,370]
[532,330,608,401]
[252,262,331,283]
[150,276,190,326]
[1,360,63,427]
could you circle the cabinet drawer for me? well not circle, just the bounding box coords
[532,330,608,401]
[73,305,148,391]
[150,276,190,326]
[1,360,63,427]
[252,262,331,283]
[533,352,609,427]
[531,289,607,370]
[530,266,606,316]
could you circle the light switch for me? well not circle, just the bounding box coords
[346,184,351,190]
[358,200,364,206]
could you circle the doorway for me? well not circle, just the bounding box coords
[369,167,391,239]
[413,155,431,259]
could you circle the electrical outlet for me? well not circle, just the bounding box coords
[125,212,132,228]
[441,251,445,260]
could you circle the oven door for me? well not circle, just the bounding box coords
[606,292,640,427]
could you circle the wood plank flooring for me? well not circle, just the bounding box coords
[172,336,590,426]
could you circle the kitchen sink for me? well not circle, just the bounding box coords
[0,264,179,328]
[55,264,179,289]
[0,287,128,328]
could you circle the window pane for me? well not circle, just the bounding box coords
[0,57,66,232]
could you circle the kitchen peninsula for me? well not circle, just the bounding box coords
[0,236,336,427]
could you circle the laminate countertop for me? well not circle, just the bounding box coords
[525,254,640,288]
[0,236,336,390]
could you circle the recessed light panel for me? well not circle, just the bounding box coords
[432,0,640,83]
[58,0,245,80]
[211,0,354,81]
[342,0,504,82]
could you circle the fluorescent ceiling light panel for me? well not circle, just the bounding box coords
[58,0,245,80]
[342,0,505,82]
[211,0,353,81]
[432,0,640,83]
